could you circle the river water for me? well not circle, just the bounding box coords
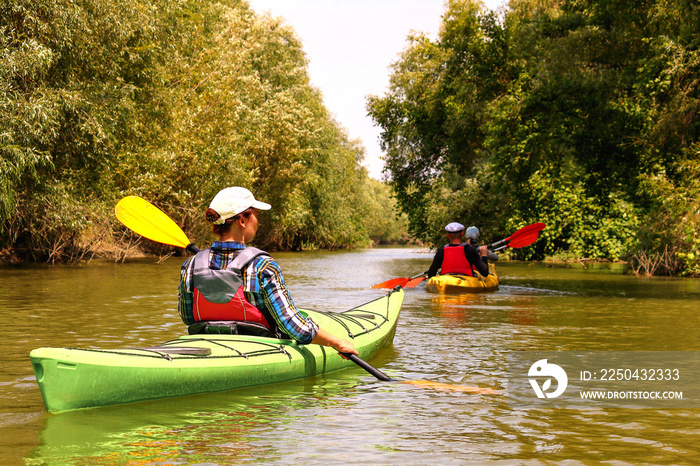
[1,248,699,464]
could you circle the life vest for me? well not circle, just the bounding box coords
[440,244,474,277]
[190,247,271,327]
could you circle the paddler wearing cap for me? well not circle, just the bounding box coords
[425,222,491,279]
[177,187,357,357]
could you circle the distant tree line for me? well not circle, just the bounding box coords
[0,0,408,263]
[368,0,700,276]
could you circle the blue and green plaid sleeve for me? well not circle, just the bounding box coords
[246,256,319,344]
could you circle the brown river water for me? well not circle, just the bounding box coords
[1,247,699,465]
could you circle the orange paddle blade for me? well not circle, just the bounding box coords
[404,276,426,288]
[371,277,409,289]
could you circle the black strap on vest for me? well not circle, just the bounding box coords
[192,247,268,272]
[187,320,277,338]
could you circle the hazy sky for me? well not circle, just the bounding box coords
[247,0,506,179]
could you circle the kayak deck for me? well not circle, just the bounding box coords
[426,264,499,293]
[30,288,404,413]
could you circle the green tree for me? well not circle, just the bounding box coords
[1,0,404,262]
[368,0,508,241]
[1,0,162,260]
[370,0,698,274]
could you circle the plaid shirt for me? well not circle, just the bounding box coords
[178,241,319,344]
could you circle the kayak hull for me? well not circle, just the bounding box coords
[426,264,498,293]
[30,289,404,413]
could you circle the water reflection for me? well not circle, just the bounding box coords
[30,376,400,465]
[429,292,541,327]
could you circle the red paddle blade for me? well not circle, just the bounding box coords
[507,222,545,242]
[508,223,545,248]
[371,277,409,289]
[404,276,426,288]
[490,222,545,249]
[509,231,541,248]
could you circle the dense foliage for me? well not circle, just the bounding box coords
[0,0,407,262]
[368,0,700,275]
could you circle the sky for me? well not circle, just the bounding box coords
[247,0,507,179]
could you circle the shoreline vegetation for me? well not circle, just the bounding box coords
[1,0,410,265]
[1,0,698,277]
[366,0,699,278]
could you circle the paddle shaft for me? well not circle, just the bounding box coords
[342,353,394,381]
[489,237,509,249]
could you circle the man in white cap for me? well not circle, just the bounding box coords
[178,187,357,357]
[425,222,490,279]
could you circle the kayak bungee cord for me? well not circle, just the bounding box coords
[156,336,289,358]
[183,338,293,361]
[327,288,395,337]
[322,313,381,338]
[64,338,292,361]
[339,286,400,313]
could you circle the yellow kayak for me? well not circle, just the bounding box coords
[426,264,499,293]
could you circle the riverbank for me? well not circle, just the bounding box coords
[3,237,696,279]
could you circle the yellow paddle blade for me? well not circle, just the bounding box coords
[115,196,191,249]
[402,380,501,395]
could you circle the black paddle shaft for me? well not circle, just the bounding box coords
[342,353,394,381]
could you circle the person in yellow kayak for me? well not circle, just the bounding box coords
[178,186,357,357]
[426,222,491,279]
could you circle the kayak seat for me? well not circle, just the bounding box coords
[188,320,277,338]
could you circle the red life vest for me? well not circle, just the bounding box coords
[191,248,271,328]
[441,244,474,276]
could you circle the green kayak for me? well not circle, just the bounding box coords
[30,288,404,413]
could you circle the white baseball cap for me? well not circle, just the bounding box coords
[207,187,271,224]
[445,222,465,233]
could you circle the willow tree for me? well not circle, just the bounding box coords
[116,5,379,251]
[2,0,390,261]
[628,0,700,274]
[1,0,162,261]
